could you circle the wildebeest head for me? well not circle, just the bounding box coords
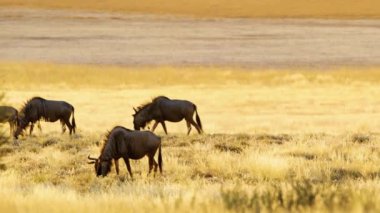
[14,116,28,139]
[14,103,35,139]
[88,155,111,177]
[132,107,149,130]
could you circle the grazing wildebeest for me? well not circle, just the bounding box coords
[133,96,203,135]
[0,106,18,137]
[88,126,162,178]
[14,97,76,139]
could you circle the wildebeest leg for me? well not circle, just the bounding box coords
[148,154,159,176]
[60,120,66,133]
[160,121,168,135]
[11,121,17,136]
[189,119,202,134]
[186,120,192,135]
[148,155,154,175]
[114,159,120,175]
[9,121,13,138]
[153,159,158,173]
[29,123,34,135]
[123,157,133,179]
[151,121,159,132]
[63,118,73,135]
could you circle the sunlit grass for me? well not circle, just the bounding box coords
[1,63,380,89]
[0,63,380,211]
[0,133,379,212]
[1,63,380,134]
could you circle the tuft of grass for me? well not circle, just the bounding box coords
[42,137,62,147]
[288,152,317,160]
[0,145,15,156]
[214,143,243,153]
[254,134,292,145]
[351,133,371,144]
[331,168,364,181]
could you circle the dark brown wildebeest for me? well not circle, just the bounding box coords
[133,96,203,135]
[0,106,18,137]
[88,126,162,178]
[14,97,76,139]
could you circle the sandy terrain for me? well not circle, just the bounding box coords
[1,9,380,68]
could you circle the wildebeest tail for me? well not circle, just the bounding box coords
[158,143,162,173]
[71,107,76,133]
[194,104,203,132]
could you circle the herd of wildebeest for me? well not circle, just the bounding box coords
[0,96,203,178]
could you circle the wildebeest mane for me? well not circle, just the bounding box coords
[134,96,169,115]
[101,126,133,155]
[20,97,47,120]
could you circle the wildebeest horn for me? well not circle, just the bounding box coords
[88,155,98,161]
[133,107,137,113]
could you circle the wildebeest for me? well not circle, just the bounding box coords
[88,126,162,178]
[14,97,76,139]
[0,106,19,137]
[133,96,203,135]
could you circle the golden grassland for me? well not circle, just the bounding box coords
[0,63,380,212]
[0,133,380,212]
[2,63,380,134]
[1,0,380,18]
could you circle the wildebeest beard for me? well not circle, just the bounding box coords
[14,117,29,138]
[141,120,152,130]
[133,112,153,130]
[97,160,111,177]
[88,155,111,177]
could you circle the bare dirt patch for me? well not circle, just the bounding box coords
[1,9,380,68]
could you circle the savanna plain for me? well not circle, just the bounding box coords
[1,0,380,211]
[0,64,380,212]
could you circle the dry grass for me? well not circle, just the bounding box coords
[0,63,380,212]
[1,63,380,134]
[0,133,379,212]
[1,0,380,18]
[2,63,380,89]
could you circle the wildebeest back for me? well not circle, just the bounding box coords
[124,131,161,159]
[158,99,195,122]
[42,100,73,122]
[103,128,160,160]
